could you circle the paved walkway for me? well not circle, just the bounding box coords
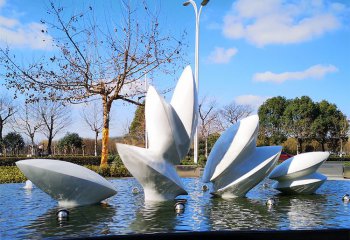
[177,161,348,179]
[318,161,344,178]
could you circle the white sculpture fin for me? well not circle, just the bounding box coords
[116,144,188,201]
[269,152,330,181]
[145,86,184,164]
[213,146,281,198]
[170,65,198,144]
[205,115,259,182]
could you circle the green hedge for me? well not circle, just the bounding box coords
[85,164,131,178]
[0,163,131,184]
[0,154,130,183]
[181,155,206,168]
[328,156,350,162]
[0,166,27,183]
[0,156,108,166]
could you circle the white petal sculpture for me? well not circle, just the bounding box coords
[16,159,117,207]
[269,152,329,194]
[202,115,282,198]
[117,66,197,201]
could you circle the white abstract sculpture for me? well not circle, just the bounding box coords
[117,66,198,201]
[202,115,282,198]
[16,159,117,207]
[269,152,329,194]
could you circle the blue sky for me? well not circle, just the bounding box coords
[0,0,349,141]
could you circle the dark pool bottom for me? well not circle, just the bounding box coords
[0,178,349,239]
[69,229,350,240]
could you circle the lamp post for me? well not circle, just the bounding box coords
[183,0,209,164]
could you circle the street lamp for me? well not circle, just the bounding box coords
[183,0,209,164]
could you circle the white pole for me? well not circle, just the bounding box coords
[193,7,200,164]
[184,0,208,164]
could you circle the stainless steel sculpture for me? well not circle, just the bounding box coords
[117,66,198,201]
[16,159,117,207]
[269,152,329,194]
[202,115,282,198]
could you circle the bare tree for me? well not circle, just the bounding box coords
[35,101,71,155]
[0,95,17,154]
[220,102,253,129]
[81,102,103,156]
[12,103,43,156]
[198,97,222,158]
[0,1,185,166]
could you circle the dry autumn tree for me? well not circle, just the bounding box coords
[12,103,43,156]
[220,102,253,129]
[0,1,185,166]
[81,102,103,157]
[35,100,71,155]
[198,96,222,158]
[0,95,17,154]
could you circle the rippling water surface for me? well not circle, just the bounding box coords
[1,178,349,239]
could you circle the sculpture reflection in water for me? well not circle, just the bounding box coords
[202,115,282,198]
[269,152,329,194]
[16,159,117,207]
[25,204,116,237]
[130,201,178,233]
[208,196,280,230]
[284,195,329,229]
[117,66,198,201]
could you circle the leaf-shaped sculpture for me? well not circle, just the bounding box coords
[16,159,117,207]
[202,115,282,198]
[117,66,197,201]
[269,152,329,194]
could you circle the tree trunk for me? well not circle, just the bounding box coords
[101,98,111,166]
[95,131,98,157]
[205,137,208,159]
[47,116,54,155]
[298,138,303,153]
[0,119,3,154]
[321,141,325,152]
[47,131,53,155]
[30,137,35,156]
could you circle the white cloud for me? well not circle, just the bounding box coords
[253,64,338,84]
[222,0,346,47]
[207,47,238,64]
[235,95,269,110]
[0,1,54,50]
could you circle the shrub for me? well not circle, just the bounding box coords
[198,155,207,168]
[110,164,130,177]
[328,156,350,162]
[0,156,101,166]
[0,166,27,183]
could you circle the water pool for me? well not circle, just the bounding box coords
[1,178,349,239]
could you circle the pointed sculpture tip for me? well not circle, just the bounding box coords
[184,65,193,73]
[147,85,157,95]
[246,114,259,122]
[146,85,162,103]
[181,65,194,83]
[317,151,330,160]
[210,173,218,182]
[16,159,34,167]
